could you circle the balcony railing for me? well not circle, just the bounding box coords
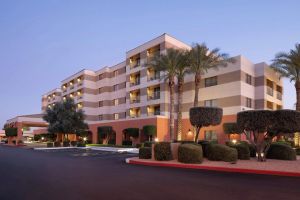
[277,92,282,100]
[267,86,273,96]
[147,92,160,100]
[130,97,140,104]
[130,60,141,69]
[147,74,160,81]
[130,80,140,87]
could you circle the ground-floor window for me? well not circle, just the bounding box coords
[204,130,217,141]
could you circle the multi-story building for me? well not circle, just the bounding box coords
[6,33,283,144]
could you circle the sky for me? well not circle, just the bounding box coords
[0,0,299,128]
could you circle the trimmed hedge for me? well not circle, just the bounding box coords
[70,141,77,146]
[47,142,54,147]
[63,141,70,147]
[189,107,223,127]
[123,128,139,138]
[77,142,86,147]
[266,143,296,160]
[142,125,157,137]
[144,141,154,147]
[198,140,218,158]
[296,148,300,155]
[139,147,152,159]
[136,143,142,148]
[226,142,250,160]
[122,140,133,146]
[54,141,61,147]
[178,144,203,164]
[5,128,18,137]
[154,142,173,161]
[208,144,238,163]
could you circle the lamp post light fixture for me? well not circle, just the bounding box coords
[232,139,237,144]
[41,137,44,141]
[154,137,159,142]
[83,137,87,143]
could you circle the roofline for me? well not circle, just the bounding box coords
[61,69,96,83]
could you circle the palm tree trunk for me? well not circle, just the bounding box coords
[169,77,175,141]
[177,77,184,141]
[295,81,300,111]
[194,72,201,107]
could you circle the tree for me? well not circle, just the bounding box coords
[188,43,235,107]
[4,128,17,137]
[149,48,187,141]
[189,107,223,142]
[142,125,157,141]
[223,123,241,135]
[98,126,115,144]
[271,44,300,110]
[123,128,139,138]
[43,98,88,142]
[176,50,190,141]
[237,109,300,162]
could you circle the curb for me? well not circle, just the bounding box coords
[127,158,300,178]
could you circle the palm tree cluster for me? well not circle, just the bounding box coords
[149,43,234,141]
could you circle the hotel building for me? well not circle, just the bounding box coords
[6,33,283,144]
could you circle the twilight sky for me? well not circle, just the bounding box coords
[0,0,299,128]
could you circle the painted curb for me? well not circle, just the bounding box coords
[127,158,300,178]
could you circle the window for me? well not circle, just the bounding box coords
[267,101,273,110]
[204,99,217,107]
[99,87,103,94]
[154,106,160,115]
[114,113,119,120]
[98,74,104,80]
[246,74,252,85]
[113,70,118,77]
[267,79,273,96]
[204,130,217,141]
[99,101,103,107]
[276,104,282,110]
[99,115,103,121]
[246,98,252,108]
[205,76,217,87]
[113,84,118,91]
[114,99,119,106]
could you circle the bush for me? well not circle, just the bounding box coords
[142,125,157,137]
[123,128,139,138]
[5,128,17,137]
[198,140,217,158]
[139,147,152,159]
[77,142,86,147]
[154,142,173,161]
[296,148,300,155]
[70,141,77,146]
[238,141,256,157]
[54,141,61,147]
[178,144,203,164]
[266,143,296,160]
[136,143,142,148]
[144,141,154,147]
[47,142,53,147]
[63,141,70,147]
[226,142,250,160]
[33,134,42,141]
[208,144,238,163]
[122,140,133,146]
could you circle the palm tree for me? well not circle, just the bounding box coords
[176,51,190,141]
[149,48,187,141]
[188,43,235,107]
[271,44,300,111]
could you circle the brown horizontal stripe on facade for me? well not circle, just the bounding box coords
[83,74,97,82]
[85,112,126,121]
[83,97,127,108]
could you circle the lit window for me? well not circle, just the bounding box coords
[204,130,217,141]
[77,91,81,96]
[114,99,119,106]
[114,113,119,120]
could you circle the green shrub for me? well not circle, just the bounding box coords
[198,140,217,157]
[123,128,139,138]
[296,148,300,155]
[226,142,250,160]
[272,141,292,146]
[5,128,18,137]
[178,144,203,164]
[70,141,77,146]
[136,143,142,148]
[54,141,61,147]
[266,143,296,160]
[63,141,70,147]
[142,125,157,137]
[33,134,42,141]
[122,140,133,146]
[208,144,238,163]
[47,142,53,147]
[154,142,173,161]
[223,123,241,134]
[139,147,152,159]
[77,142,86,147]
[144,141,154,147]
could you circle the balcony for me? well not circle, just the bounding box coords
[129,58,141,69]
[267,86,273,96]
[147,92,160,100]
[130,108,141,118]
[147,105,160,116]
[129,72,140,87]
[277,92,282,100]
[130,97,140,104]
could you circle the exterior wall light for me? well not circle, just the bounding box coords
[232,139,237,144]
[154,137,159,142]
[187,129,193,136]
[41,137,44,140]
[83,137,87,142]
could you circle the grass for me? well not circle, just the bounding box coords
[86,144,134,148]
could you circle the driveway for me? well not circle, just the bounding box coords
[0,146,299,200]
